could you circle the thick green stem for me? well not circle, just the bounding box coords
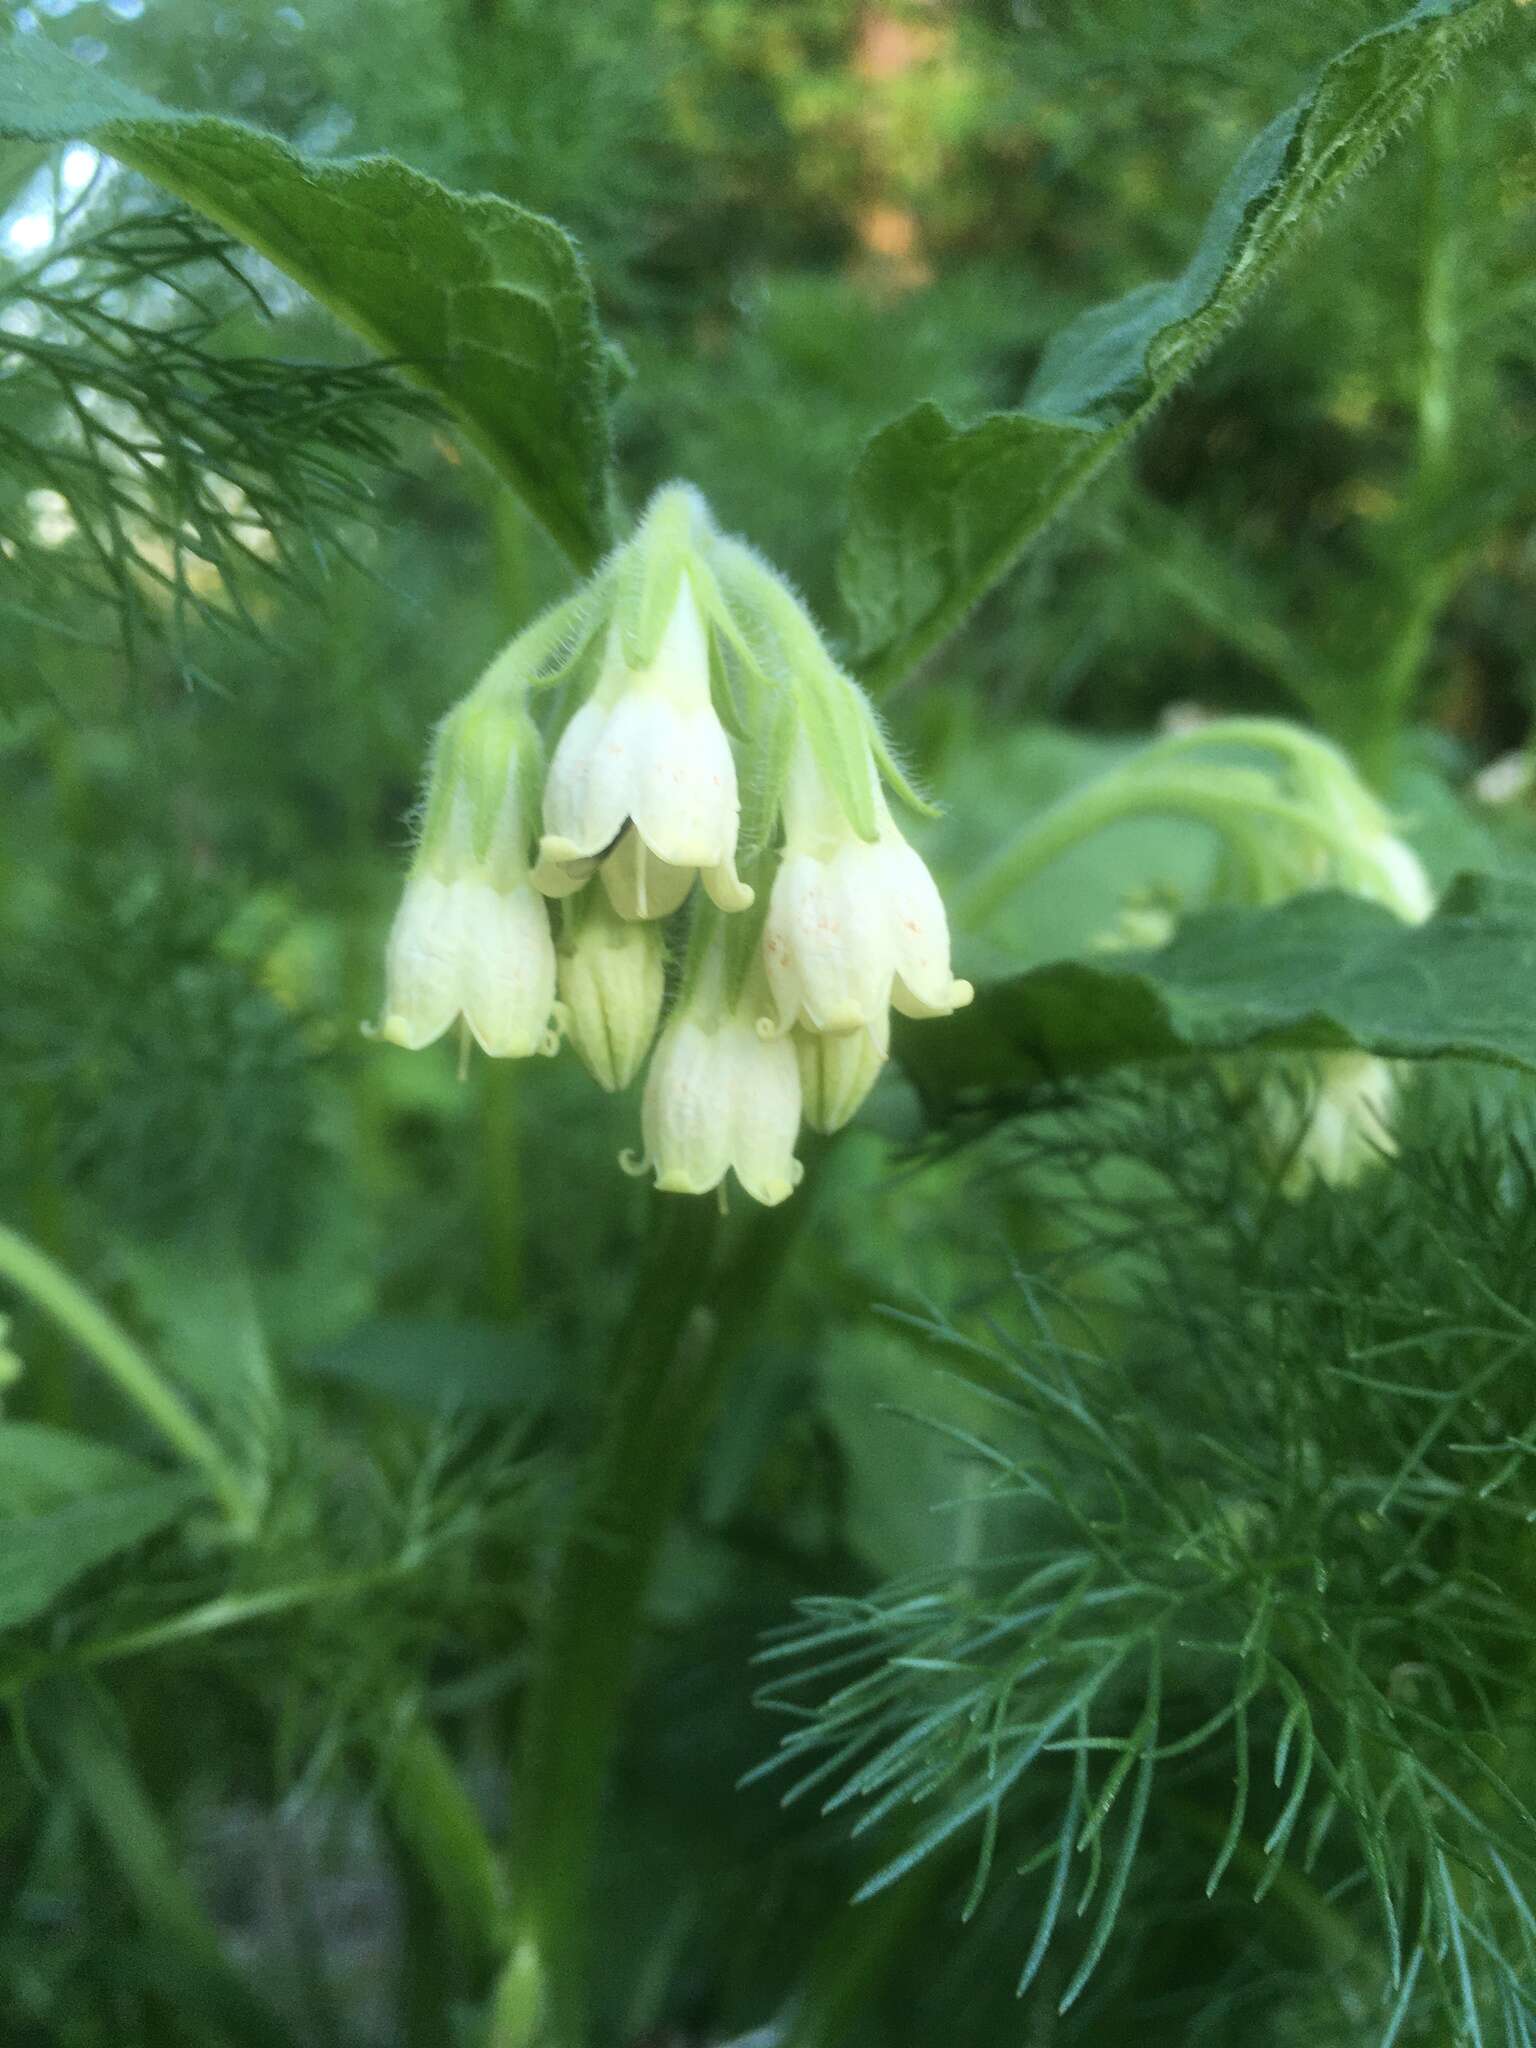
[479,1060,525,1318]
[0,1226,256,1535]
[380,1717,510,1977]
[495,1182,815,2047]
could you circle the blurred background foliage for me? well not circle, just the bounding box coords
[4,1,1536,2044]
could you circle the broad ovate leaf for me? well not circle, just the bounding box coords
[897,875,1536,1122]
[839,0,1510,692]
[0,33,615,568]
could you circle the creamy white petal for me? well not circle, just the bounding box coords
[626,697,741,870]
[379,875,468,1050]
[727,1021,803,1205]
[885,836,974,1021]
[538,583,746,910]
[764,846,892,1041]
[641,1014,735,1195]
[1367,834,1434,925]
[459,879,558,1057]
[601,830,696,921]
[541,695,630,862]
[559,905,665,1092]
[700,854,754,913]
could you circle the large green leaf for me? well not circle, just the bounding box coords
[839,0,1513,691]
[0,1423,194,1631]
[0,34,615,568]
[115,1233,280,1487]
[898,874,1536,1120]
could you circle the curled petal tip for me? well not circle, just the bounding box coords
[702,862,754,913]
[655,1169,719,1197]
[378,1013,442,1051]
[532,841,598,899]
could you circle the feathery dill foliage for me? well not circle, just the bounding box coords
[0,178,436,691]
[2,857,321,1252]
[758,1076,1536,2044]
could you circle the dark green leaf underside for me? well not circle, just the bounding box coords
[898,874,1536,1118]
[0,34,615,568]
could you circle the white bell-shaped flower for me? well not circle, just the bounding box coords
[763,734,972,1053]
[627,946,802,1206]
[535,576,751,919]
[378,703,557,1059]
[1260,1051,1400,1196]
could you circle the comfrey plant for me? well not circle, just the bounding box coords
[375,485,972,1203]
[962,717,1435,1192]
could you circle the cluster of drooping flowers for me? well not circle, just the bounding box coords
[1095,718,1435,1193]
[375,484,971,1206]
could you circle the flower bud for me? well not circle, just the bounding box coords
[796,1026,884,1134]
[558,896,666,1091]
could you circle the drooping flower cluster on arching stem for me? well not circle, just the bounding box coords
[1089,717,1435,1195]
[374,484,972,1206]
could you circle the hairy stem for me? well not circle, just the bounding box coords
[495,1181,816,2047]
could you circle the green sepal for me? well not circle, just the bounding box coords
[719,687,795,1013]
[864,699,941,821]
[418,692,542,878]
[615,483,707,672]
[501,569,617,696]
[711,537,879,842]
[793,666,880,843]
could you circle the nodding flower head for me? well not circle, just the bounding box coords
[762,729,972,1055]
[377,697,558,1060]
[625,941,803,1208]
[535,554,750,919]
[374,480,975,1192]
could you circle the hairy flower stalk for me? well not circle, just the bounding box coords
[1079,721,1436,1194]
[375,481,972,1197]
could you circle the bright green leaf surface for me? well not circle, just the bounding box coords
[0,1423,195,1630]
[116,1236,279,1476]
[839,0,1512,690]
[0,33,615,568]
[898,874,1536,1119]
